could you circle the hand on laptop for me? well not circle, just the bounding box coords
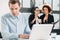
[19,34,29,39]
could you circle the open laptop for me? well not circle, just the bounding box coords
[29,24,53,40]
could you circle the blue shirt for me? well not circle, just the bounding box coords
[1,13,31,40]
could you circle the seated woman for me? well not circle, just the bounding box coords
[40,4,54,24]
[29,7,40,30]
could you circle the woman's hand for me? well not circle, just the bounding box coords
[31,15,39,24]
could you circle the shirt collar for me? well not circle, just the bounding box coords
[10,12,21,19]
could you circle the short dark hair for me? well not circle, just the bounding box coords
[31,7,39,13]
[33,7,39,11]
[42,5,52,13]
[9,0,20,6]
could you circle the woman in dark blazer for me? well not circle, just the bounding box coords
[40,4,54,24]
[29,7,40,30]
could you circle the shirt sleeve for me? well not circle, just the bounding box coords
[25,21,31,34]
[29,15,35,30]
[1,16,18,39]
[23,15,31,34]
[52,15,54,22]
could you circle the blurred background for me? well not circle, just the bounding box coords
[0,0,60,38]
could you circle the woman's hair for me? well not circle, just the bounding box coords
[31,7,39,14]
[42,4,52,13]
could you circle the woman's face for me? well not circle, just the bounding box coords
[43,7,49,15]
[34,8,40,15]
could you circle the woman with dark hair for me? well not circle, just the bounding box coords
[29,7,40,30]
[40,4,54,24]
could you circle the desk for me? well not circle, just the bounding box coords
[0,35,60,40]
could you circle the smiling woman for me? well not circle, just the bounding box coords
[29,7,41,30]
[39,4,54,24]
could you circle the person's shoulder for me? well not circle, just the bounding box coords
[19,13,28,20]
[1,13,11,19]
[49,14,54,17]
[29,14,34,17]
[39,14,45,18]
[20,13,26,17]
[30,14,34,16]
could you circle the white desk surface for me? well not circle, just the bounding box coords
[0,35,60,40]
[19,38,28,40]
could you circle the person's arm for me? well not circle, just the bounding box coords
[25,23,31,34]
[29,15,36,29]
[18,14,31,39]
[49,15,54,23]
[25,15,31,34]
[23,21,31,39]
[1,16,18,39]
[52,15,54,22]
[29,15,35,24]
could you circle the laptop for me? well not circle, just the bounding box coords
[29,24,53,40]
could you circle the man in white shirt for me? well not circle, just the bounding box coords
[1,0,31,40]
